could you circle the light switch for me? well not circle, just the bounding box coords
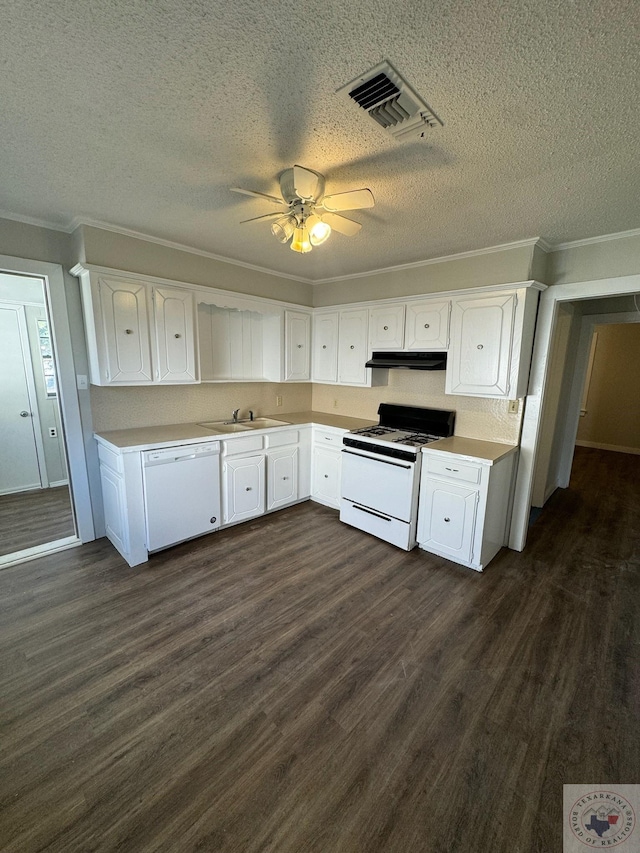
[76,374,88,390]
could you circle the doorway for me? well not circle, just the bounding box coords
[0,255,99,568]
[0,273,76,557]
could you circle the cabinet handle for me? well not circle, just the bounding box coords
[350,345,355,350]
[477,344,484,350]
[424,323,430,328]
[124,329,133,335]
[383,325,389,331]
[174,333,182,338]
[444,517,450,523]
[445,467,459,472]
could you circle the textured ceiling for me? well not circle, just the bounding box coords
[1,0,639,281]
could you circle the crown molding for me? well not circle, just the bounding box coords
[0,209,73,233]
[550,227,640,252]
[310,238,544,284]
[70,218,312,284]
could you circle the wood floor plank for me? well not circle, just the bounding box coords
[0,446,638,852]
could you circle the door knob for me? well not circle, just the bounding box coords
[20,411,30,417]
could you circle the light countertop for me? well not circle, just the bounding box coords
[95,411,376,452]
[423,436,518,464]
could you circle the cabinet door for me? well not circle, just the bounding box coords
[285,311,311,381]
[98,277,153,383]
[405,300,450,350]
[223,455,265,523]
[368,304,405,350]
[100,465,129,556]
[418,478,478,563]
[312,312,339,382]
[338,308,368,385]
[311,446,342,509]
[153,286,197,382]
[446,293,516,397]
[267,447,299,510]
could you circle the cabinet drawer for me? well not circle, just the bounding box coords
[313,429,344,448]
[425,457,481,484]
[97,442,124,474]
[222,435,264,456]
[265,429,299,448]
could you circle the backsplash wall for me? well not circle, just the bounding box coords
[90,383,312,431]
[312,371,522,444]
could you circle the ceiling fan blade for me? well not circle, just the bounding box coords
[231,187,285,206]
[321,188,375,212]
[292,165,321,201]
[322,213,362,237]
[240,211,287,224]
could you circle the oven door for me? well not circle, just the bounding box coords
[340,447,417,522]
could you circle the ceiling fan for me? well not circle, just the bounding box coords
[231,165,374,253]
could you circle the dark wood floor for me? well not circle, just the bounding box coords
[0,485,75,556]
[0,447,638,852]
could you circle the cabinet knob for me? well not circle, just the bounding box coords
[210,516,217,524]
[477,344,483,350]
[174,333,182,339]
[297,344,302,349]
[322,345,327,349]
[324,474,328,478]
[424,323,430,329]
[245,487,252,491]
[282,476,289,480]
[19,410,30,417]
[444,517,450,523]
[383,325,389,331]
[350,345,355,350]
[124,329,133,335]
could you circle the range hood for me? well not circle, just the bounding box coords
[365,351,447,370]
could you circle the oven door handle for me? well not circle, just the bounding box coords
[352,504,392,522]
[342,449,413,470]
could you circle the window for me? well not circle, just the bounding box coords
[36,318,57,397]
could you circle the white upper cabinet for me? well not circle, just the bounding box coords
[368,304,405,350]
[338,308,369,385]
[445,288,540,399]
[284,310,311,381]
[312,312,339,382]
[405,299,450,350]
[98,276,153,384]
[153,286,197,382]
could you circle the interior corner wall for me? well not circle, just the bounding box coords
[0,217,71,266]
[311,243,535,307]
[79,225,314,306]
[576,323,640,453]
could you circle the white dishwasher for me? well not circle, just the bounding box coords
[142,442,221,552]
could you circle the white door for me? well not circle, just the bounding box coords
[338,308,368,385]
[418,479,478,562]
[99,276,153,383]
[152,286,197,382]
[311,446,341,508]
[312,312,338,382]
[223,455,265,523]
[368,304,405,350]
[267,447,298,509]
[285,311,311,381]
[0,304,43,494]
[405,300,451,350]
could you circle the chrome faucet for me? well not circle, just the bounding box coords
[232,408,240,423]
[248,410,254,421]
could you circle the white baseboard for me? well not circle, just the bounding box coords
[49,479,70,488]
[575,440,640,455]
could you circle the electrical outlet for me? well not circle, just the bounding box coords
[276,395,283,407]
[508,400,519,414]
[49,427,57,438]
[76,374,88,390]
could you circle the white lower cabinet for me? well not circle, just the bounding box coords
[100,464,129,558]
[267,447,298,510]
[223,455,266,523]
[417,445,518,571]
[310,427,345,509]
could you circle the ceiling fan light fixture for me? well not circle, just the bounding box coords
[271,215,295,243]
[290,224,312,253]
[307,214,331,246]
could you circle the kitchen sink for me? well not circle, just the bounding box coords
[199,417,291,433]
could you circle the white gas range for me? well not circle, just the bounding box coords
[340,403,456,550]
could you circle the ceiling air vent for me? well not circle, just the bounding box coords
[338,60,443,142]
